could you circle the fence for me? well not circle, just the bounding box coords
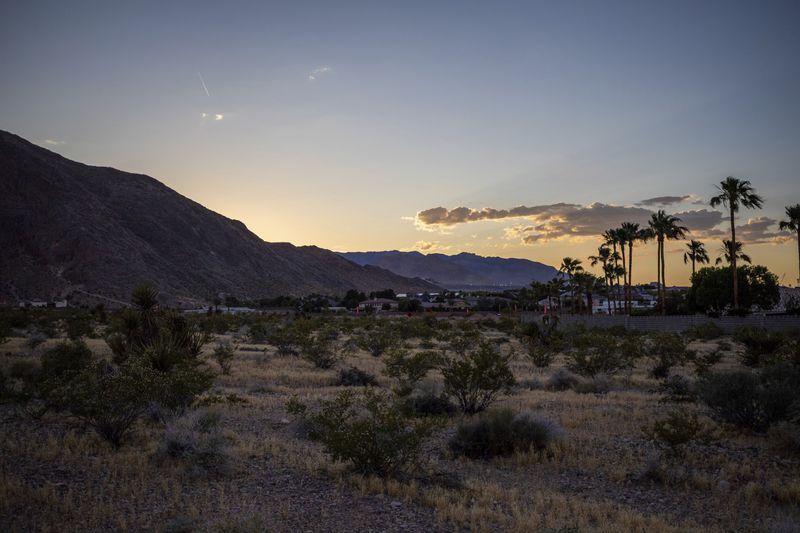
[519,313,800,333]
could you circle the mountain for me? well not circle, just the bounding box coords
[0,131,438,303]
[339,251,559,290]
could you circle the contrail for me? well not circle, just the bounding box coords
[198,72,210,97]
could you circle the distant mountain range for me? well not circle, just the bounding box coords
[0,131,438,303]
[339,251,559,290]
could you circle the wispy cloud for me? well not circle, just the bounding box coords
[201,112,224,121]
[43,139,65,146]
[308,66,332,81]
[637,194,705,206]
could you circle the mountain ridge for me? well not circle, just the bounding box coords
[0,130,438,303]
[339,250,558,289]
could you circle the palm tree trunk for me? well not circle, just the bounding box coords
[619,245,627,314]
[730,209,738,308]
[656,238,662,314]
[796,229,800,286]
[628,242,634,315]
[660,239,666,316]
[691,256,696,277]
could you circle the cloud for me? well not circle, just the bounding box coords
[736,217,791,244]
[308,66,332,81]
[637,195,691,206]
[637,194,706,206]
[416,203,655,243]
[43,139,65,146]
[413,201,755,246]
[201,112,224,121]
[674,209,725,235]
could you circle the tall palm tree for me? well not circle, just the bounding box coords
[779,204,800,286]
[710,177,763,308]
[715,240,752,266]
[618,222,651,314]
[559,257,584,314]
[589,245,619,314]
[573,271,603,315]
[683,240,709,277]
[649,210,688,315]
[603,229,625,314]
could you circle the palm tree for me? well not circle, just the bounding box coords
[559,257,584,314]
[683,240,709,277]
[779,204,800,286]
[589,245,619,314]
[649,210,688,315]
[710,177,763,308]
[715,240,752,266]
[573,271,603,315]
[618,222,651,314]
[603,229,625,314]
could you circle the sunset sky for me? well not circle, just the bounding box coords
[2,1,799,285]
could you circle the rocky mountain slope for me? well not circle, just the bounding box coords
[0,131,437,303]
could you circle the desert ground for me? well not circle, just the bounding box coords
[1,311,799,532]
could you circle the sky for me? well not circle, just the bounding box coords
[2,0,799,286]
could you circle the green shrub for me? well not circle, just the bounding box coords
[692,349,723,376]
[733,327,784,367]
[404,392,456,417]
[50,359,160,447]
[683,322,723,341]
[212,341,236,375]
[287,388,432,477]
[267,323,305,356]
[356,322,400,357]
[442,341,515,414]
[65,314,94,340]
[658,374,696,403]
[449,408,564,459]
[566,332,633,377]
[698,365,800,432]
[643,410,714,457]
[338,366,377,387]
[300,328,342,369]
[382,349,442,396]
[647,332,691,379]
[768,422,800,454]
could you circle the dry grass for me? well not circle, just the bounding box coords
[1,324,799,532]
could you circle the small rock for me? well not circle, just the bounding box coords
[390,501,402,508]
[717,480,731,492]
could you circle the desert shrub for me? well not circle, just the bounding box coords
[692,349,723,376]
[300,328,342,369]
[547,367,581,391]
[698,365,800,432]
[442,341,515,414]
[643,410,714,457]
[65,314,94,340]
[683,322,723,341]
[566,332,634,377]
[438,323,482,357]
[338,366,377,387]
[647,332,691,379]
[212,341,236,374]
[405,392,456,417]
[157,409,229,474]
[573,374,612,394]
[246,321,270,344]
[518,377,544,390]
[49,359,160,447]
[776,337,800,366]
[26,332,47,350]
[520,321,565,369]
[356,322,400,357]
[287,388,432,477]
[768,422,800,454]
[449,408,564,459]
[382,349,442,396]
[658,374,697,403]
[266,323,305,356]
[733,327,784,367]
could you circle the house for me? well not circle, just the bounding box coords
[357,298,398,312]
